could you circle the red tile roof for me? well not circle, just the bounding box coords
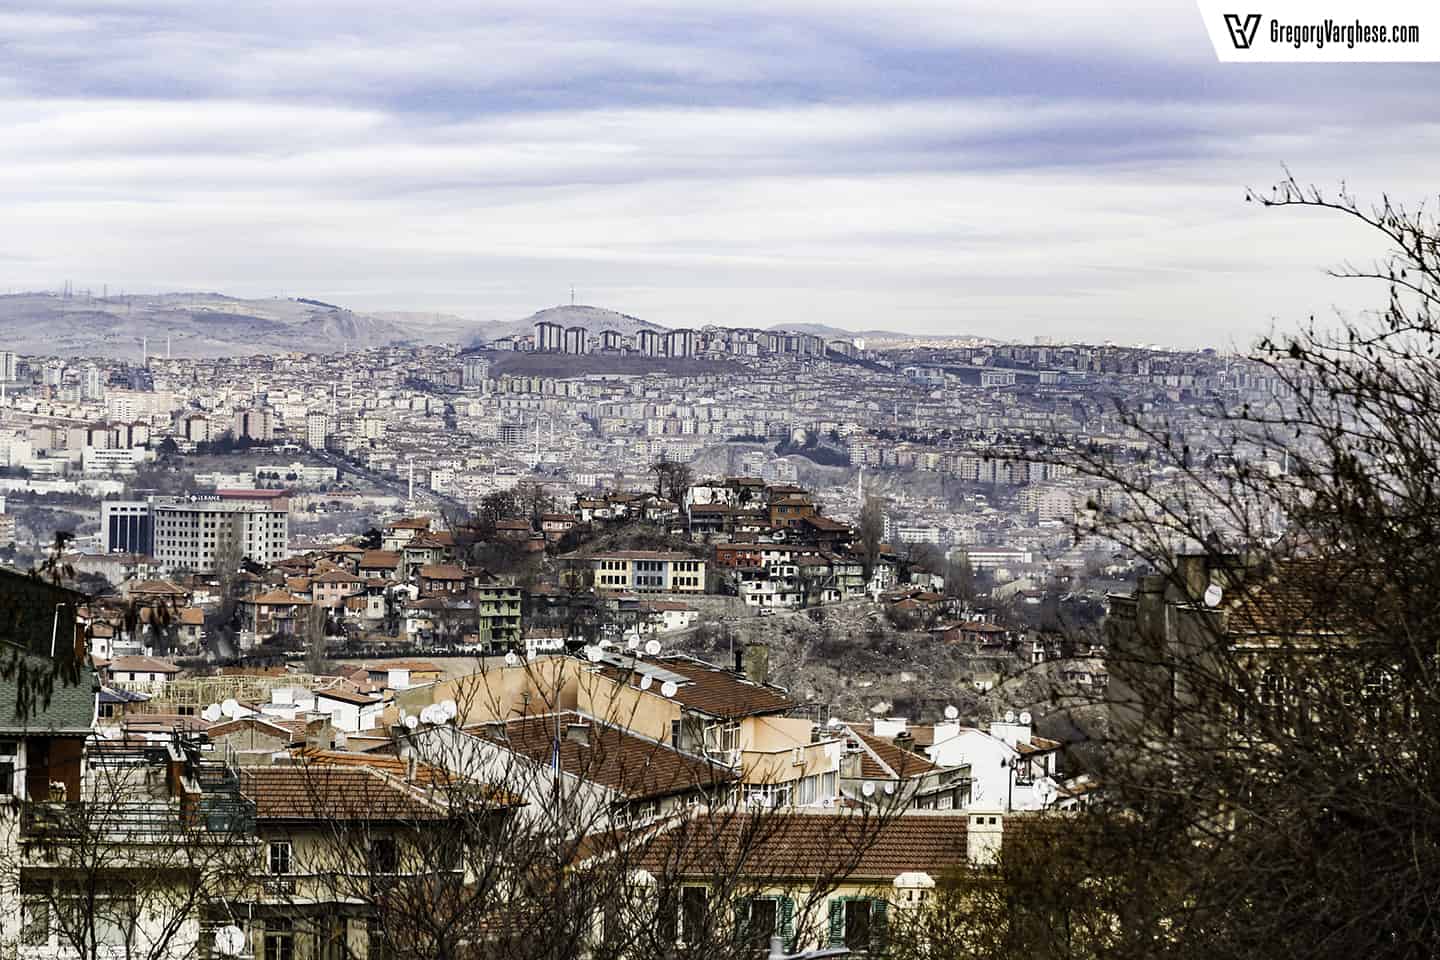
[238,764,449,821]
[633,810,970,881]
[469,712,735,800]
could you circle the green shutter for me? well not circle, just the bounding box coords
[871,898,889,954]
[780,896,796,953]
[828,899,846,947]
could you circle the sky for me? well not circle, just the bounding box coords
[1,1,1438,347]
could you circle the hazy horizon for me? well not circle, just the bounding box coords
[3,2,1439,348]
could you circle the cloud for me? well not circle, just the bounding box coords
[0,1,1437,344]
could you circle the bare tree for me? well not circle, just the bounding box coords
[1,737,254,960]
[858,496,885,585]
[1017,177,1440,960]
[302,602,329,675]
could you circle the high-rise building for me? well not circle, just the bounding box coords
[0,352,15,382]
[563,326,589,354]
[104,492,290,569]
[234,405,275,442]
[534,321,564,352]
[305,411,329,449]
[462,356,490,387]
[82,364,104,401]
[637,329,663,357]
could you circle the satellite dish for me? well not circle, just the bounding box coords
[221,698,240,719]
[943,705,959,720]
[862,781,876,797]
[213,925,245,957]
[202,704,223,723]
[660,680,678,698]
[827,717,843,728]
[585,645,603,663]
[644,639,662,656]
[1004,710,1016,724]
[1018,711,1032,725]
[639,675,653,691]
[419,706,436,724]
[1203,583,1223,607]
[441,699,458,720]
[505,651,519,667]
[1035,777,1057,807]
[403,715,419,730]
[627,636,640,650]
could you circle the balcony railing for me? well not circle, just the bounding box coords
[21,796,256,842]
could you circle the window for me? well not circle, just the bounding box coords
[828,898,887,953]
[21,878,50,946]
[745,898,778,950]
[844,899,871,949]
[371,835,399,874]
[0,740,17,796]
[268,841,292,875]
[681,886,707,945]
[263,919,294,960]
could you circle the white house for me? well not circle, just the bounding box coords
[313,688,386,732]
[925,713,1062,812]
[105,655,181,684]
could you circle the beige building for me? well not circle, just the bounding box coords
[584,550,706,593]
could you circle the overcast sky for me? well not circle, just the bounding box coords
[2,1,1437,346]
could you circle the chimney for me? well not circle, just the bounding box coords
[742,641,770,685]
[967,812,1004,865]
[305,717,334,752]
[565,722,590,747]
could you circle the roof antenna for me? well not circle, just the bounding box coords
[570,285,575,306]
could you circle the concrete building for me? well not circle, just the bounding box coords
[534,321,564,352]
[104,494,290,571]
[462,355,490,386]
[234,405,275,442]
[305,411,329,449]
[563,326,589,354]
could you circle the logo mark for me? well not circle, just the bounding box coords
[1224,13,1262,49]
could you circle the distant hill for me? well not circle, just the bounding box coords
[766,322,920,342]
[468,304,668,346]
[0,291,450,358]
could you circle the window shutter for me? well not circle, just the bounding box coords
[733,899,748,944]
[871,898,889,953]
[780,896,796,953]
[828,898,846,947]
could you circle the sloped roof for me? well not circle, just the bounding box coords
[109,655,182,674]
[632,809,970,881]
[238,765,449,821]
[848,727,942,779]
[469,711,735,800]
[597,656,796,719]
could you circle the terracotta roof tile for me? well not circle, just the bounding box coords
[634,810,970,881]
[469,711,736,800]
[238,765,448,821]
[597,656,796,719]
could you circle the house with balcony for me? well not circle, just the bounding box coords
[577,649,843,808]
[235,762,468,960]
[2,730,257,958]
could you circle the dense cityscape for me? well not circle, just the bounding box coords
[3,1,1438,957]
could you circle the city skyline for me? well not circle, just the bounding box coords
[4,1,1439,347]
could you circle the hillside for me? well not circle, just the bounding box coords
[0,291,438,358]
[468,304,668,346]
